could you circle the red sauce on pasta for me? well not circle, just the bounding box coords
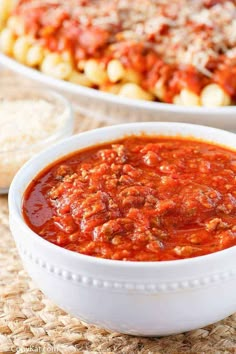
[15,0,236,103]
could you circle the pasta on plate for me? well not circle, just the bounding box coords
[0,0,236,106]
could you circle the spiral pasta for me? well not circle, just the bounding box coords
[0,0,235,107]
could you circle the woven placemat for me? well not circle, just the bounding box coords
[0,69,236,354]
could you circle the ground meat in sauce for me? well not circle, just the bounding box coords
[23,137,236,261]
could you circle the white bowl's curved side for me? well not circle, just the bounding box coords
[9,122,236,335]
[1,53,236,129]
[10,214,236,336]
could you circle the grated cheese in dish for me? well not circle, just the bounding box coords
[0,99,66,191]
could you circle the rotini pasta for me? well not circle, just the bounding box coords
[180,89,201,107]
[119,83,154,101]
[0,28,15,55]
[107,60,125,83]
[200,84,231,107]
[26,45,44,67]
[84,59,108,86]
[0,0,235,107]
[0,0,15,30]
[13,36,31,64]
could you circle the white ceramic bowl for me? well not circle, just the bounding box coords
[9,122,236,336]
[1,53,236,131]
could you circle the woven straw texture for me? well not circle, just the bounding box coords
[0,69,236,354]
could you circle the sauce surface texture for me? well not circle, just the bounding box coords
[23,136,236,261]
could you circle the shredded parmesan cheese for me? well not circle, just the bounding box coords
[6,0,236,103]
[15,0,236,72]
[0,99,66,190]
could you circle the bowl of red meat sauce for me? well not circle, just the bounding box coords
[9,122,236,336]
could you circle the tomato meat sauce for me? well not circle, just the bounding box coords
[23,136,236,261]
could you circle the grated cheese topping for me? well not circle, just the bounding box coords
[16,0,236,73]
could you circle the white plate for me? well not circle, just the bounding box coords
[1,52,236,129]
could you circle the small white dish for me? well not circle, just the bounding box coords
[8,122,236,336]
[0,84,73,194]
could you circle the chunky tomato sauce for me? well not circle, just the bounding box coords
[23,137,236,261]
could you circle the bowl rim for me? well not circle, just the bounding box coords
[1,53,236,116]
[8,121,236,269]
[0,83,74,154]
